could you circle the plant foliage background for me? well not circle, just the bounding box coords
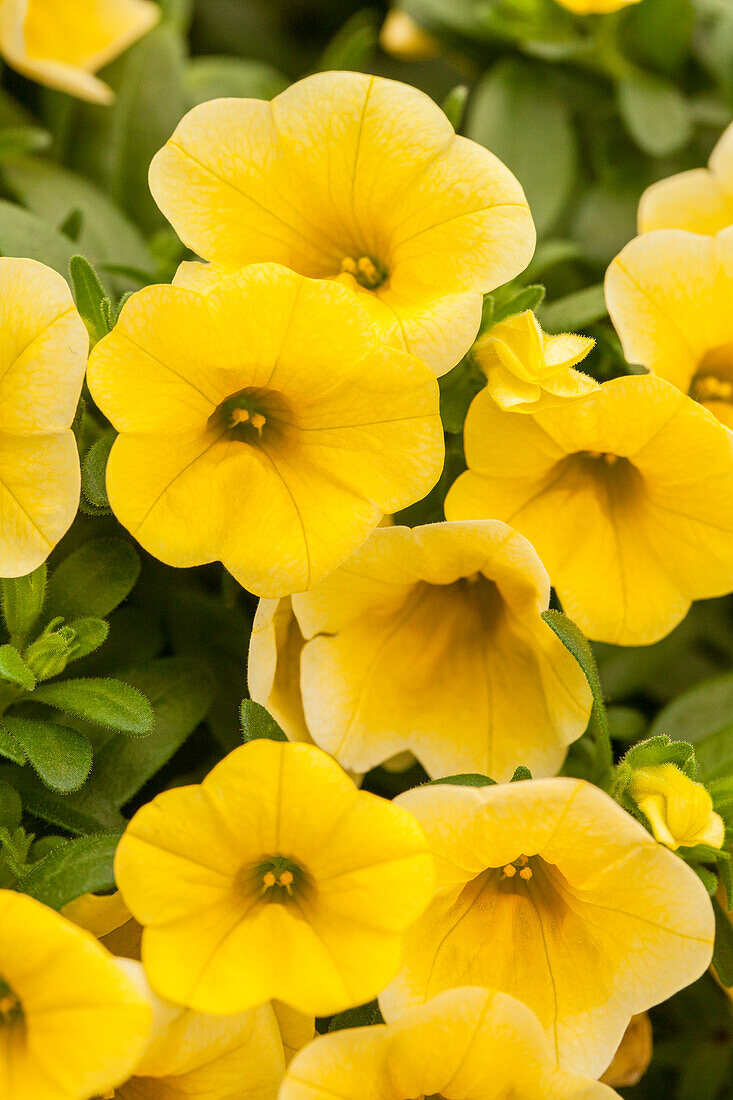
[0,0,732,1095]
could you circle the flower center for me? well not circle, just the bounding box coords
[691,344,733,408]
[340,254,388,290]
[0,980,22,1026]
[251,856,311,905]
[211,387,294,445]
[501,853,534,881]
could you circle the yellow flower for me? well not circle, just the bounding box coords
[0,889,152,1100]
[606,227,733,429]
[474,309,597,412]
[249,520,592,781]
[114,739,434,1016]
[380,777,715,1078]
[639,122,733,235]
[445,375,733,646]
[0,257,87,577]
[248,597,311,745]
[280,987,621,1100]
[87,263,443,598]
[0,0,159,103]
[148,71,536,376]
[379,10,441,59]
[629,764,726,851]
[111,959,289,1099]
[600,1014,653,1089]
[555,0,641,11]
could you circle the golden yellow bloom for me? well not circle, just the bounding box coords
[281,987,620,1100]
[0,257,87,577]
[600,1014,653,1089]
[0,0,159,103]
[114,740,434,1017]
[445,375,733,646]
[474,309,597,412]
[639,122,733,234]
[380,777,715,1078]
[87,264,443,598]
[606,227,733,429]
[149,71,535,376]
[379,10,441,60]
[0,889,152,1100]
[249,520,592,780]
[555,0,641,11]
[629,764,726,851]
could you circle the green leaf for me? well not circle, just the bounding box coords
[59,209,83,242]
[491,284,546,327]
[33,678,154,737]
[20,833,121,911]
[69,255,113,345]
[240,700,288,743]
[80,436,114,512]
[1,566,46,641]
[185,57,287,106]
[67,618,110,662]
[318,10,378,72]
[620,0,694,77]
[467,59,578,236]
[712,896,733,987]
[538,285,608,334]
[442,84,469,131]
[0,198,75,275]
[0,127,51,160]
[0,729,25,765]
[510,766,532,782]
[45,538,140,621]
[649,673,733,784]
[0,781,22,830]
[623,734,697,777]
[328,1000,384,1032]
[1,716,92,793]
[0,644,35,691]
[427,773,497,787]
[0,764,124,834]
[690,863,720,895]
[439,356,485,433]
[616,69,692,156]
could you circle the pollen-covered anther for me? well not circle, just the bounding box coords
[229,407,266,433]
[502,853,533,880]
[693,375,733,403]
[340,254,386,290]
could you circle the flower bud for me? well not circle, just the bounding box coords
[23,618,76,682]
[629,764,725,851]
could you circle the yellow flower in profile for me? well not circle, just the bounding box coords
[87,264,443,598]
[380,777,715,1078]
[600,1014,653,1089]
[114,740,434,1017]
[149,71,536,376]
[249,520,592,780]
[474,309,597,412]
[0,889,152,1100]
[0,0,159,103]
[445,375,733,646]
[606,227,733,429]
[629,764,726,851]
[555,0,640,11]
[0,257,87,577]
[379,10,441,60]
[639,122,733,234]
[281,987,620,1100]
[248,597,311,744]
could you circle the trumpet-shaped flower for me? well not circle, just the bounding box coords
[281,987,620,1100]
[379,778,715,1078]
[0,257,87,577]
[639,122,733,234]
[0,889,152,1100]
[474,309,597,412]
[0,0,159,103]
[148,71,536,376]
[249,520,592,780]
[87,264,443,597]
[114,739,434,1016]
[606,227,733,429]
[445,375,733,646]
[248,597,311,745]
[629,764,726,851]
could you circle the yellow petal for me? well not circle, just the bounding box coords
[639,122,733,234]
[248,597,311,743]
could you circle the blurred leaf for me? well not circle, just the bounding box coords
[712,896,733,987]
[21,833,121,910]
[0,127,50,160]
[0,644,35,691]
[650,673,733,783]
[69,255,113,345]
[620,0,694,76]
[1,566,46,642]
[442,84,469,131]
[319,9,378,72]
[571,184,640,268]
[0,781,21,830]
[0,199,74,274]
[1,716,92,793]
[427,773,496,787]
[45,538,140,622]
[33,678,154,737]
[185,56,287,105]
[539,285,608,333]
[467,58,578,236]
[616,69,693,156]
[439,356,485,433]
[80,436,114,513]
[492,284,546,326]
[328,1000,384,1031]
[240,700,287,742]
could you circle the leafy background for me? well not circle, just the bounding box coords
[0,0,732,1095]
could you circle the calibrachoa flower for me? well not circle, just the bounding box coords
[0,257,87,577]
[555,0,640,11]
[249,520,592,780]
[0,0,159,103]
[114,739,435,1016]
[600,1014,653,1089]
[112,959,289,1099]
[606,227,733,429]
[639,121,733,234]
[445,375,733,646]
[87,264,443,597]
[280,987,621,1100]
[629,764,726,851]
[379,778,715,1079]
[148,71,536,375]
[0,890,152,1100]
[474,309,597,413]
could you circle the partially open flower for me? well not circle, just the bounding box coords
[0,890,152,1100]
[149,71,535,376]
[0,0,159,103]
[629,764,726,851]
[474,309,597,412]
[600,1014,653,1089]
[639,122,733,235]
[380,777,715,1078]
[114,740,435,1017]
[445,375,733,645]
[281,987,621,1100]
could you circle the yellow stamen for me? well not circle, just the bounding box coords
[279,870,294,887]
[340,254,385,290]
[693,375,733,403]
[502,863,517,878]
[230,407,251,425]
[603,453,619,466]
[519,866,533,880]
[262,870,277,889]
[250,412,266,432]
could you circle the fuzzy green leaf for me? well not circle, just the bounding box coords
[69,254,113,344]
[1,566,46,640]
[0,644,35,691]
[32,678,154,737]
[20,833,121,911]
[45,538,140,621]
[240,700,288,742]
[1,716,92,793]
